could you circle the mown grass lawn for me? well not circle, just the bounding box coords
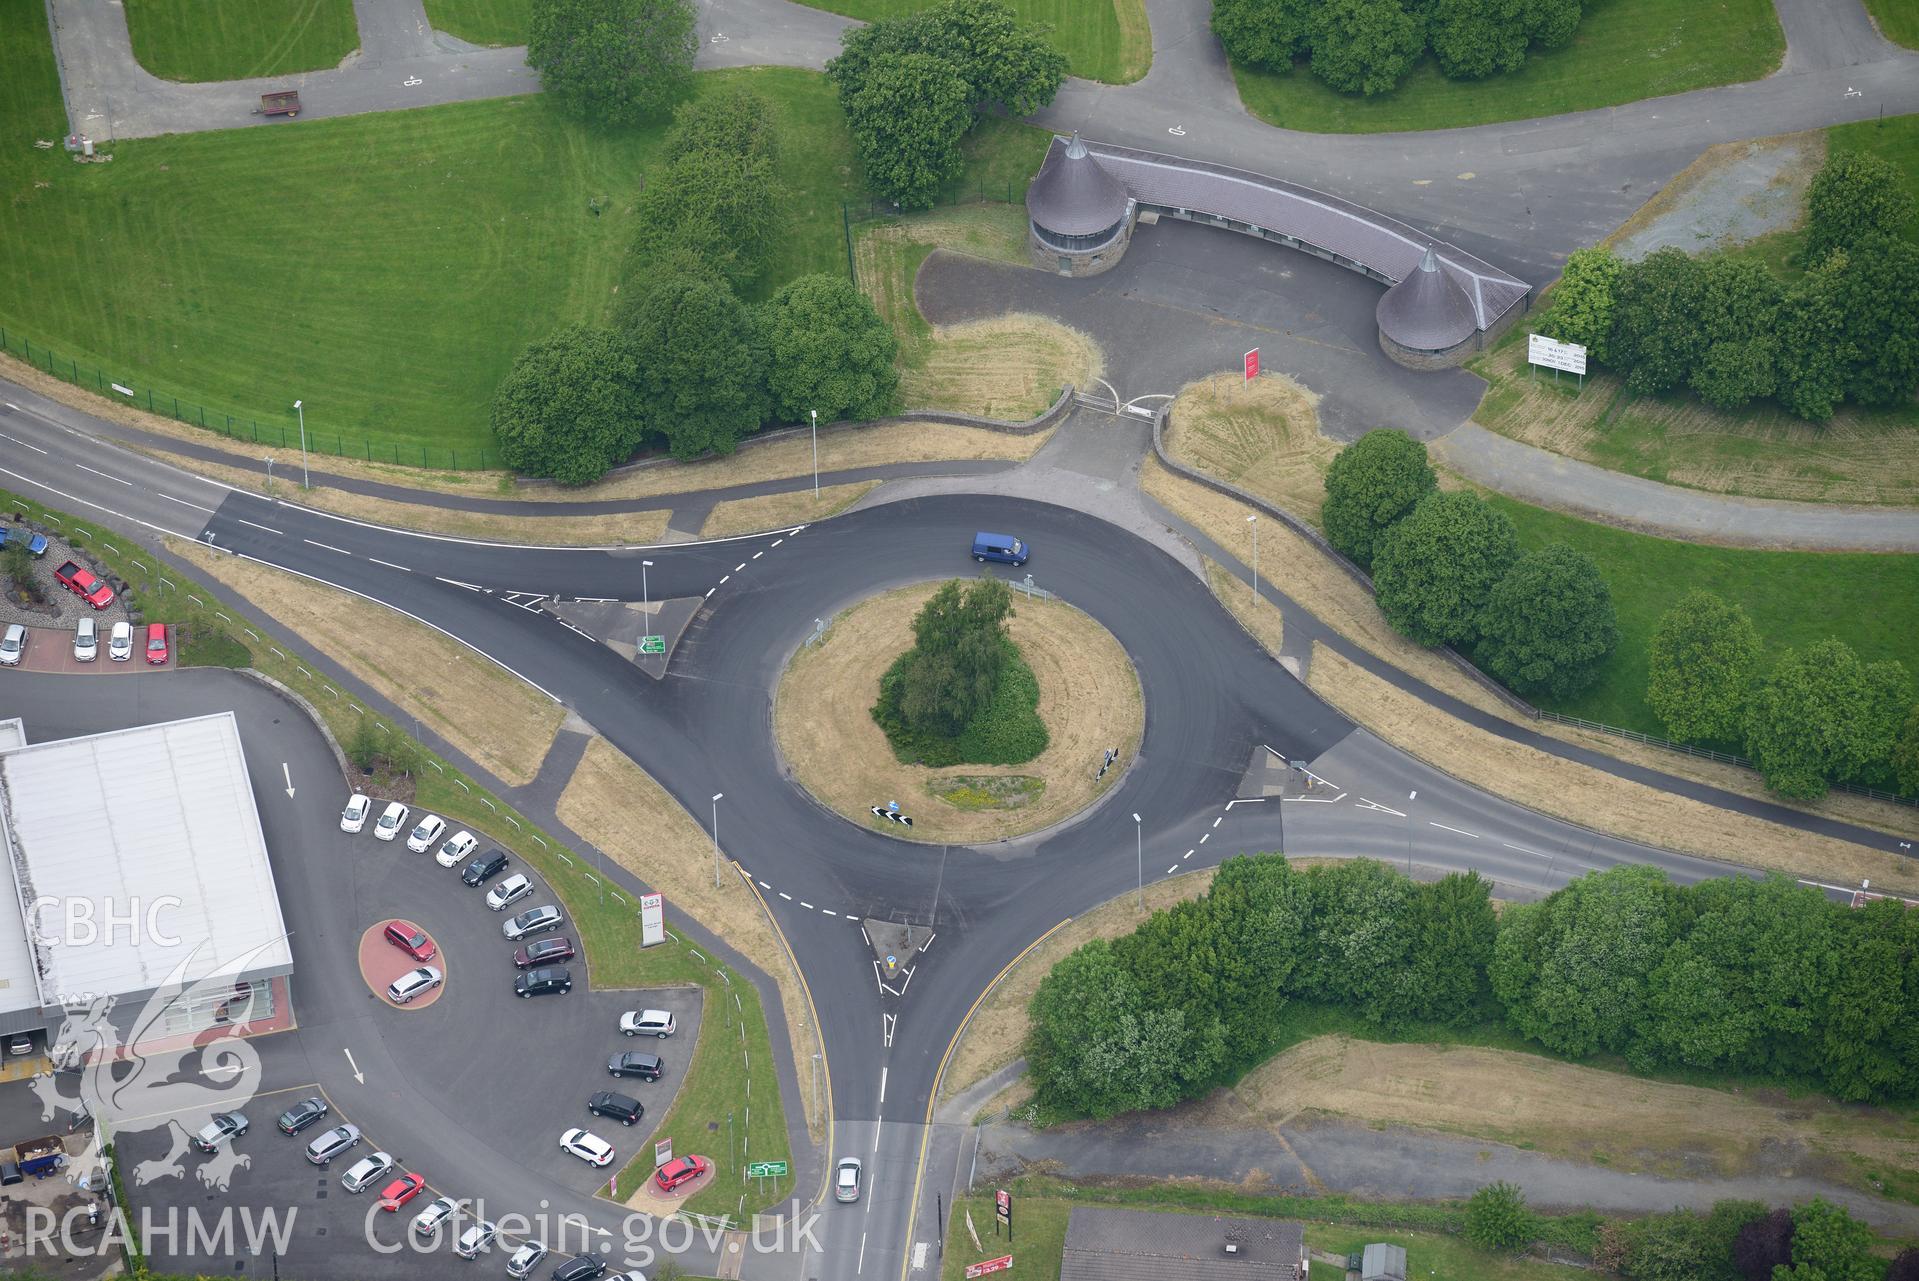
[1231,0,1783,133]
[123,0,360,82]
[1864,0,1919,49]
[422,0,531,46]
[798,0,1151,83]
[1486,494,1919,739]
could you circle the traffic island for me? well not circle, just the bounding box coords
[357,921,445,1011]
[774,581,1142,843]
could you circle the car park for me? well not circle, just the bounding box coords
[382,920,436,961]
[191,1112,248,1154]
[107,620,132,662]
[340,792,371,833]
[607,1051,664,1082]
[435,830,477,868]
[0,528,49,557]
[619,1009,676,1038]
[552,1255,609,1281]
[386,966,443,1005]
[453,1220,498,1258]
[835,1156,863,1203]
[0,624,26,667]
[411,1195,461,1237]
[503,1241,549,1277]
[405,814,446,853]
[340,1152,396,1192]
[485,873,533,911]
[502,904,563,940]
[143,623,168,665]
[73,617,97,662]
[277,1097,329,1135]
[377,1173,426,1211]
[514,937,574,969]
[587,1091,643,1127]
[54,561,114,609]
[559,1128,615,1167]
[653,1154,709,1193]
[461,848,508,885]
[514,966,571,998]
[374,801,410,841]
[304,1124,362,1165]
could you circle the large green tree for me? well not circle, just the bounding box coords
[911,0,1070,113]
[628,145,780,291]
[1026,939,1210,1118]
[526,0,697,126]
[1817,899,1919,1102]
[1427,0,1530,80]
[1293,859,1423,1026]
[1805,149,1917,265]
[490,325,643,486]
[1688,255,1781,411]
[626,275,769,460]
[879,577,1014,738]
[1475,543,1618,700]
[1743,638,1911,799]
[1200,855,1308,1063]
[1646,590,1761,743]
[1774,1198,1880,1281]
[1608,247,1710,396]
[1772,253,1851,422]
[1893,702,1919,797]
[1371,491,1521,648]
[1309,0,1425,96]
[662,84,781,165]
[1407,871,1498,1025]
[1465,1182,1535,1251]
[841,52,973,210]
[1321,428,1437,568]
[1833,233,1919,408]
[758,274,899,425]
[1542,247,1621,364]
[1211,0,1319,71]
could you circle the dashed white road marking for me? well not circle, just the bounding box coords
[234,518,283,534]
[303,538,350,555]
[751,551,763,559]
[778,892,792,901]
[1211,816,1222,828]
[368,558,411,572]
[757,880,771,889]
[1198,833,1209,844]
[436,576,484,591]
[719,575,730,585]
[0,432,47,454]
[800,901,814,910]
[157,492,214,512]
[1165,864,1178,874]
[74,463,131,486]
[734,563,746,572]
[1428,821,1479,839]
[770,538,784,547]
[1501,841,1547,858]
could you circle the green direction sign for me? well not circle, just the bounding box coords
[639,635,666,655]
[745,1161,788,1179]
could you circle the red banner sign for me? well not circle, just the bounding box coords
[966,1256,1014,1278]
[1244,348,1260,382]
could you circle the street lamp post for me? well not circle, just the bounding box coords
[1132,812,1143,911]
[292,399,309,489]
[711,792,725,887]
[1246,512,1258,600]
[642,560,653,614]
[810,409,819,500]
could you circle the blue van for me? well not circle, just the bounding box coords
[971,532,1029,566]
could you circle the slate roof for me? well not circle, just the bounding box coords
[1059,1206,1305,1281]
[1044,137,1528,338]
[1376,246,1480,350]
[1027,132,1133,237]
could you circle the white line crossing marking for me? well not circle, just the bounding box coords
[368,558,411,572]
[74,463,132,486]
[303,538,350,554]
[1429,821,1479,838]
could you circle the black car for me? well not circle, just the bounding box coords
[276,1097,329,1135]
[552,1254,608,1281]
[607,1051,664,1082]
[514,937,576,969]
[514,966,572,998]
[587,1091,644,1127]
[462,849,509,886]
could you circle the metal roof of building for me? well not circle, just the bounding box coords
[1050,137,1528,339]
[1027,132,1133,236]
[1060,1206,1305,1281]
[1377,246,1479,351]
[0,719,24,752]
[0,713,292,1009]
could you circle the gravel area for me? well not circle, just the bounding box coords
[0,520,132,632]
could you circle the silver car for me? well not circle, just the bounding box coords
[304,1124,362,1165]
[72,618,97,662]
[504,1242,549,1278]
[386,966,443,1005]
[453,1220,498,1258]
[485,873,534,911]
[502,905,563,940]
[0,624,26,667]
[339,1151,396,1192]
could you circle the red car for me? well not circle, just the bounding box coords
[144,623,168,665]
[377,1173,426,1211]
[383,921,436,962]
[513,937,575,969]
[653,1155,710,1193]
[54,561,114,610]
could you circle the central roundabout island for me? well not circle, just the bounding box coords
[775,577,1144,843]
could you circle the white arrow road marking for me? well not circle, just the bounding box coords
[282,763,295,799]
[344,1047,364,1084]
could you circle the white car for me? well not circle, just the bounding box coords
[373,801,410,841]
[73,618,98,662]
[0,624,25,667]
[435,830,477,868]
[386,966,443,1005]
[620,1009,677,1039]
[559,1128,615,1168]
[411,1195,462,1237]
[453,1220,498,1259]
[504,1242,549,1278]
[340,793,371,834]
[405,814,447,853]
[108,620,133,662]
[340,1151,396,1193]
[485,874,534,912]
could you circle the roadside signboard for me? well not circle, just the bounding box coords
[1243,347,1260,382]
[640,893,665,948]
[654,1138,672,1168]
[966,1257,1013,1278]
[1527,333,1587,375]
[639,635,666,655]
[745,1161,788,1178]
[995,1188,1013,1239]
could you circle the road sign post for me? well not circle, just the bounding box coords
[1243,347,1259,384]
[639,635,665,655]
[744,1160,788,1178]
[996,1188,1013,1242]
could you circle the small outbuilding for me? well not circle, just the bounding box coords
[1025,131,1135,277]
[1060,1205,1306,1280]
[1361,1242,1408,1281]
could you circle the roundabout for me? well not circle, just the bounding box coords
[358,920,447,1010]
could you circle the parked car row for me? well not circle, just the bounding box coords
[0,620,161,667]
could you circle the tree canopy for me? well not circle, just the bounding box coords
[1371,491,1520,648]
[1321,428,1437,568]
[1542,246,1620,363]
[1646,591,1761,743]
[1309,0,1426,96]
[759,274,899,425]
[1475,543,1618,700]
[1742,638,1913,800]
[526,0,697,126]
[840,52,974,210]
[625,274,770,460]
[1805,149,1916,266]
[490,325,643,486]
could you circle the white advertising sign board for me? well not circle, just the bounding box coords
[640,892,665,947]
[1528,333,1588,375]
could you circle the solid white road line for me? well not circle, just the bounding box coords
[0,433,47,454]
[74,463,132,486]
[302,538,350,554]
[0,465,196,540]
[879,1067,888,1105]
[157,492,215,513]
[1428,821,1479,838]
[1501,841,1547,858]
[367,558,411,572]
[234,518,283,535]
[434,576,484,591]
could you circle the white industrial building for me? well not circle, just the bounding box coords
[0,713,293,1048]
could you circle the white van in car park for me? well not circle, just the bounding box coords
[0,624,27,667]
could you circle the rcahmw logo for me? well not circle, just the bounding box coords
[24,1205,296,1258]
[27,895,182,947]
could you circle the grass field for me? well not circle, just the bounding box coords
[0,4,1049,463]
[422,0,530,45]
[123,0,359,82]
[1231,0,1783,134]
[1865,0,1919,49]
[1486,494,1919,738]
[797,0,1151,83]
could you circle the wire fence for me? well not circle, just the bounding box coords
[0,324,502,471]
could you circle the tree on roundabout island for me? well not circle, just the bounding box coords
[870,577,1048,767]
